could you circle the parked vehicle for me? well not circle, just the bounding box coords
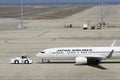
[83,24,88,30]
[10,54,33,64]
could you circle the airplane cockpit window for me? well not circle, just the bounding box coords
[41,51,45,54]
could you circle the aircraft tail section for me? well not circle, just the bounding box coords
[111,40,116,47]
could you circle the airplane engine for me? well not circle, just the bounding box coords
[75,57,87,65]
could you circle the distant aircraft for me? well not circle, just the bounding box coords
[36,40,120,65]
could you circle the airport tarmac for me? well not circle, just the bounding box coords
[0,5,120,80]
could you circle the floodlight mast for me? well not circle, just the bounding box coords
[101,0,104,26]
[18,0,24,29]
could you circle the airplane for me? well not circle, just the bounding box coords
[36,40,120,65]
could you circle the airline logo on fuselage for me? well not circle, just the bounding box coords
[57,49,92,52]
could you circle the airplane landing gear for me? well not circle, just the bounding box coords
[40,59,49,64]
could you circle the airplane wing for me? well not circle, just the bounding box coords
[84,55,105,65]
[86,55,106,60]
[106,50,114,58]
[86,49,114,60]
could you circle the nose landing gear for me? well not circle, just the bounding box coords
[40,59,50,63]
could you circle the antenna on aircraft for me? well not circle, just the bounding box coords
[18,0,24,29]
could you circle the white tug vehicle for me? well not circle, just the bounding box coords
[10,54,33,64]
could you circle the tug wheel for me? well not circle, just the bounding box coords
[14,60,19,64]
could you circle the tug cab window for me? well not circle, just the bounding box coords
[21,55,27,59]
[41,51,45,54]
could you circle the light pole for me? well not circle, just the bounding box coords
[101,0,104,25]
[18,0,24,29]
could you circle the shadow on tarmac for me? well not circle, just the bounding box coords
[36,61,120,70]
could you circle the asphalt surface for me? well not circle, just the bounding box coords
[0,5,120,80]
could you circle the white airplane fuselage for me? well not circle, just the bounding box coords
[37,47,120,61]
